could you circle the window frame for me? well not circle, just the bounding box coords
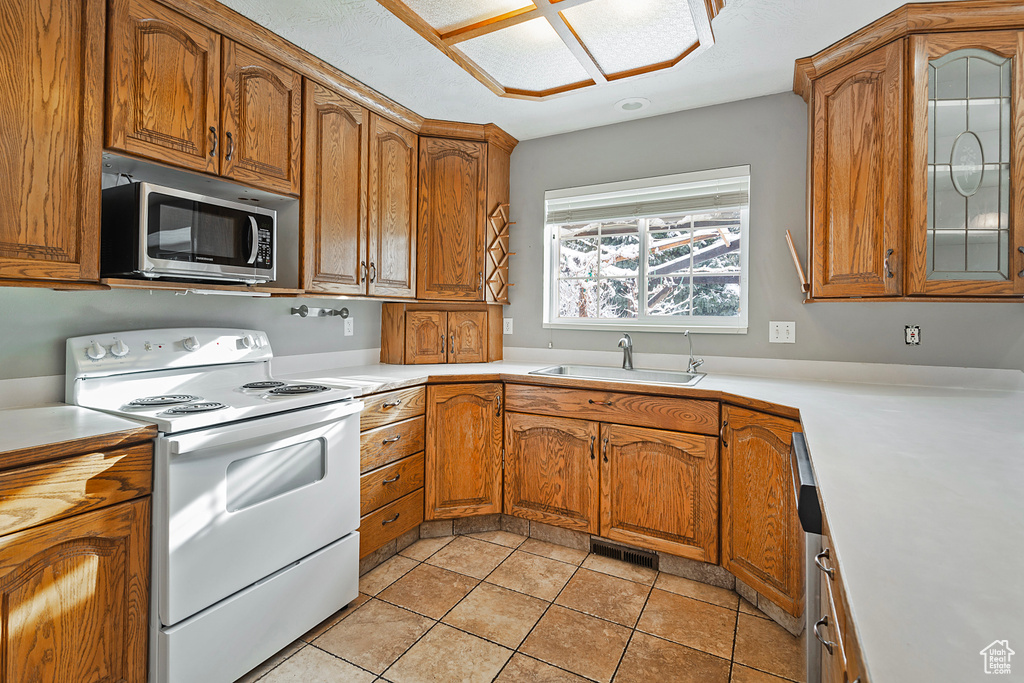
[542,166,750,334]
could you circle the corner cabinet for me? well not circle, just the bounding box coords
[380,303,503,364]
[424,383,504,519]
[0,0,103,283]
[796,3,1024,300]
[721,405,804,617]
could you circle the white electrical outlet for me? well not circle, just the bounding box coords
[344,318,354,336]
[905,325,921,345]
[769,321,796,344]
[503,318,513,334]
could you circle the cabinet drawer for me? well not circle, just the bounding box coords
[360,453,424,516]
[0,443,152,537]
[359,488,423,558]
[505,384,719,435]
[361,416,425,473]
[360,386,426,432]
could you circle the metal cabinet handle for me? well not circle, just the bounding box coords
[602,437,609,463]
[588,399,613,406]
[382,399,402,409]
[589,435,596,460]
[495,393,502,416]
[478,271,483,291]
[369,262,377,282]
[382,436,401,444]
[813,615,835,655]
[721,420,728,447]
[225,131,234,161]
[1018,246,1024,277]
[209,126,217,156]
[815,548,835,577]
[382,513,400,525]
[361,261,368,282]
[383,474,400,484]
[441,334,445,355]
[884,248,894,279]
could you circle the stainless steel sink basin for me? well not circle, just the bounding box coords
[529,364,704,387]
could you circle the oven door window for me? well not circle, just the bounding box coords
[225,438,326,512]
[146,192,271,266]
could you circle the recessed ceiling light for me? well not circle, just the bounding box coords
[615,97,650,112]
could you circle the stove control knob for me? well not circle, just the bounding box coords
[239,334,254,349]
[182,335,201,352]
[86,340,106,361]
[110,339,130,358]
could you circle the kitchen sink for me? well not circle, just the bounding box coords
[529,364,705,387]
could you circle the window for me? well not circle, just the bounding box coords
[543,166,749,333]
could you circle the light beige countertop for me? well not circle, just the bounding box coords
[282,358,1024,683]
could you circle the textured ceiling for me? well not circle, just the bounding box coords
[218,0,952,141]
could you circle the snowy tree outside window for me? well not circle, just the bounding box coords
[543,167,749,333]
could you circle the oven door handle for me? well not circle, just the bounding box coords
[247,216,259,265]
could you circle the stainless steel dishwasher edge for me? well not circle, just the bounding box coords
[791,432,822,683]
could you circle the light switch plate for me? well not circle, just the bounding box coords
[503,318,513,334]
[344,318,354,336]
[769,321,796,344]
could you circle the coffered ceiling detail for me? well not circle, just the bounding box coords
[377,0,726,98]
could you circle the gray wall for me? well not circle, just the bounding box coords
[0,288,381,379]
[506,92,1024,371]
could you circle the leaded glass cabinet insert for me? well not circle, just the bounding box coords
[927,49,1012,281]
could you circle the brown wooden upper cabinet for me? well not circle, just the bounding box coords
[0,0,103,283]
[795,2,1024,300]
[107,0,302,195]
[424,383,503,520]
[721,405,803,617]
[370,115,419,297]
[417,138,487,300]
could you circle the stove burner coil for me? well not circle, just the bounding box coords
[241,381,286,390]
[128,394,201,407]
[267,384,330,396]
[161,402,228,415]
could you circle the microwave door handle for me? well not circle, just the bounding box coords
[247,216,258,265]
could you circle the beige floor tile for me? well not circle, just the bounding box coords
[358,555,419,596]
[655,573,740,610]
[301,594,371,642]
[313,599,433,674]
[494,654,590,683]
[636,589,737,659]
[733,613,807,682]
[731,664,796,683]
[468,530,528,548]
[260,646,375,683]
[520,605,631,683]
[426,535,513,579]
[613,632,731,683]
[234,640,304,682]
[740,598,770,619]
[398,536,454,562]
[442,582,547,649]
[379,563,477,619]
[582,554,658,585]
[555,568,651,627]
[519,538,588,565]
[385,623,512,683]
[486,550,577,601]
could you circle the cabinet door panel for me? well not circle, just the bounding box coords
[405,311,446,364]
[301,80,368,294]
[0,0,102,282]
[504,413,599,533]
[425,383,503,519]
[0,498,149,682]
[221,40,301,195]
[107,0,220,174]
[417,138,487,300]
[448,310,487,363]
[721,405,804,617]
[811,41,903,297]
[369,115,417,298]
[600,424,718,562]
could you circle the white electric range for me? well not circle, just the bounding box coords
[66,328,364,683]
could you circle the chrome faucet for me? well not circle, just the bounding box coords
[617,333,634,370]
[684,330,704,374]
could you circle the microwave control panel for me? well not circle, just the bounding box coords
[255,227,273,268]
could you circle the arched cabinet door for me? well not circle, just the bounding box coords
[369,115,418,298]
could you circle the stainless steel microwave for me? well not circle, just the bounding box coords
[101,182,276,284]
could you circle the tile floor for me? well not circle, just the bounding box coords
[236,532,806,683]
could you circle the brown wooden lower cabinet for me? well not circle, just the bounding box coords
[424,383,503,519]
[381,303,503,364]
[0,497,150,682]
[504,412,600,533]
[721,405,804,617]
[359,489,424,559]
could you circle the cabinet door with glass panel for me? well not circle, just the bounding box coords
[908,31,1024,296]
